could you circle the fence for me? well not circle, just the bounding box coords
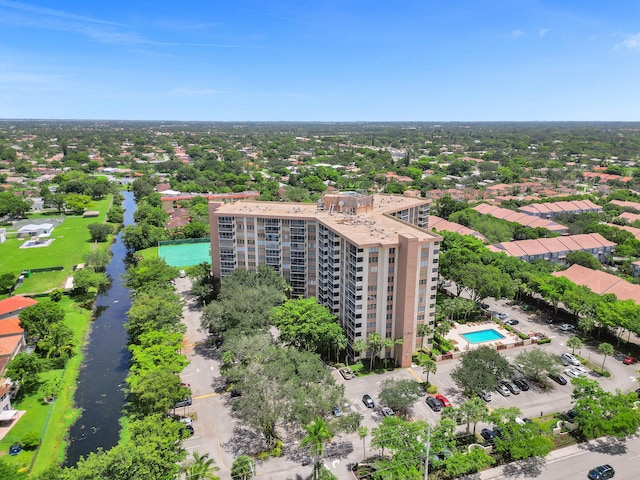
[158,238,210,246]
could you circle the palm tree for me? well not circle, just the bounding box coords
[598,342,614,373]
[567,336,583,355]
[366,333,384,371]
[416,323,433,350]
[183,452,219,480]
[231,455,255,480]
[300,418,334,480]
[357,426,368,461]
[420,356,437,385]
[352,338,368,366]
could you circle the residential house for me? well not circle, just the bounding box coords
[553,264,640,303]
[428,215,487,242]
[0,296,37,320]
[472,204,569,234]
[518,200,602,219]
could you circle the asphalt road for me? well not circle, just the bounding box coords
[175,278,640,480]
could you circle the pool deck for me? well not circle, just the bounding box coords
[447,321,521,352]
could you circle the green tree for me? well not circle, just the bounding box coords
[513,348,560,381]
[451,347,512,394]
[420,356,437,385]
[19,300,65,339]
[0,272,18,295]
[445,446,495,478]
[270,297,346,357]
[358,426,368,461]
[124,258,178,291]
[366,332,384,371]
[598,342,614,372]
[566,251,602,270]
[458,396,489,434]
[87,223,112,242]
[183,452,219,480]
[231,455,255,480]
[300,418,334,480]
[567,336,583,354]
[127,367,189,418]
[378,378,424,417]
[492,419,554,460]
[84,249,111,273]
[64,193,92,214]
[73,268,110,295]
[38,322,74,359]
[416,323,432,350]
[5,352,42,394]
[126,289,185,344]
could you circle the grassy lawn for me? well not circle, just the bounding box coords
[1,197,114,294]
[0,296,92,473]
[137,246,158,260]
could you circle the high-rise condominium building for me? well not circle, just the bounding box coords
[208,192,441,367]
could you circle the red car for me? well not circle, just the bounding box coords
[435,394,452,407]
[623,356,636,365]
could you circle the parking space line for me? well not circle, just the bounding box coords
[194,392,219,400]
[407,367,422,382]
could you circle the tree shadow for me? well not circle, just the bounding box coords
[223,425,269,457]
[578,437,628,456]
[193,341,219,361]
[500,456,547,478]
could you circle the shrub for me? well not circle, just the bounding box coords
[537,337,552,345]
[517,332,528,340]
[256,439,283,460]
[49,289,64,302]
[426,384,438,394]
[22,431,40,450]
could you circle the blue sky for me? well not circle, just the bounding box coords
[1,0,639,121]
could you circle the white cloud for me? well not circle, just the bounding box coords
[539,28,550,37]
[616,33,640,50]
[512,29,525,39]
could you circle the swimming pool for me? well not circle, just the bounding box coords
[461,329,505,344]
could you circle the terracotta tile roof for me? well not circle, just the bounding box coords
[610,200,640,211]
[0,318,24,337]
[518,200,602,217]
[0,296,37,318]
[473,204,569,233]
[553,264,640,303]
[428,215,487,241]
[0,335,22,357]
[489,233,615,258]
[620,212,640,223]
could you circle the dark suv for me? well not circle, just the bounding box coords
[587,464,615,480]
[513,377,530,391]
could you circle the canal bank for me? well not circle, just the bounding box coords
[64,190,135,465]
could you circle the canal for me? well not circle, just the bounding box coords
[64,191,135,465]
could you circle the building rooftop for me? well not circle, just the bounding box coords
[211,193,441,247]
[553,264,640,303]
[488,233,615,258]
[0,318,24,337]
[0,296,37,318]
[428,215,487,241]
[518,199,601,216]
[473,204,569,233]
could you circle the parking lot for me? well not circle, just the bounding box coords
[175,276,640,480]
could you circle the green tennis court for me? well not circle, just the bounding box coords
[158,241,212,267]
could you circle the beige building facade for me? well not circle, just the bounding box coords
[208,192,441,367]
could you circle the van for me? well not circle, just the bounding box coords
[179,270,186,278]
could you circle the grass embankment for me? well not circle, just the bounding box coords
[0,296,92,474]
[0,196,114,294]
[137,246,158,260]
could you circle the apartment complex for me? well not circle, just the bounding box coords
[518,199,602,219]
[487,233,615,263]
[208,192,442,367]
[473,204,570,234]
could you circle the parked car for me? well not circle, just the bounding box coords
[426,396,443,412]
[332,405,342,417]
[175,397,193,408]
[493,426,504,438]
[479,302,489,310]
[480,428,496,444]
[559,354,570,366]
[513,377,530,391]
[505,319,519,326]
[562,353,581,366]
[564,368,582,379]
[435,394,452,407]
[623,356,636,365]
[9,442,22,456]
[559,323,575,332]
[339,367,354,380]
[500,380,520,395]
[179,269,186,278]
[636,387,640,398]
[496,384,511,396]
[548,372,568,385]
[381,406,395,417]
[495,312,509,320]
[182,424,194,436]
[478,390,492,402]
[362,394,375,409]
[587,464,615,480]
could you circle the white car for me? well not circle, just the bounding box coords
[559,323,575,332]
[495,312,509,320]
[564,368,581,378]
[562,353,581,366]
